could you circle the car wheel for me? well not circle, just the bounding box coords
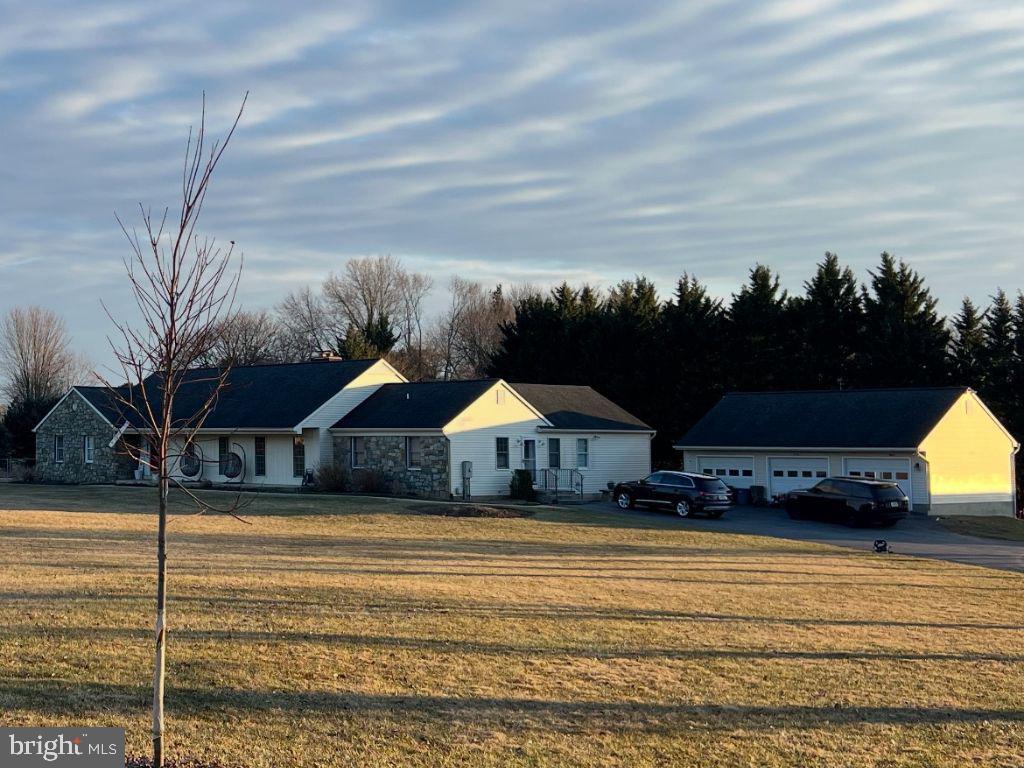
[616,492,634,510]
[675,499,691,518]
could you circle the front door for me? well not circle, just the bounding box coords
[522,439,536,480]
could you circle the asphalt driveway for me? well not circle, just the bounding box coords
[599,502,1024,572]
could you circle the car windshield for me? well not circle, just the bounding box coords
[872,485,905,500]
[696,478,729,493]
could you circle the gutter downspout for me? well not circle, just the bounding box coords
[914,451,930,516]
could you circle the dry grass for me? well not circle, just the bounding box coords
[1,484,1022,767]
[937,514,1024,542]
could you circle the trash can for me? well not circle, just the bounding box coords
[734,487,751,506]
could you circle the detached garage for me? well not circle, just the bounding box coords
[675,387,1020,517]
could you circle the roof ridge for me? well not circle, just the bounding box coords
[724,386,969,396]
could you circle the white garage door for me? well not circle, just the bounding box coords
[697,456,754,488]
[844,458,912,501]
[768,456,828,496]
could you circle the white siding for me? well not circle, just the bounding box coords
[445,382,547,497]
[168,433,303,486]
[539,432,652,494]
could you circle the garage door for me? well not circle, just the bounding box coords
[768,457,828,496]
[844,458,912,501]
[697,456,754,488]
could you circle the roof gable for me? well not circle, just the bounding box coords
[676,387,969,449]
[332,379,499,430]
[508,383,652,431]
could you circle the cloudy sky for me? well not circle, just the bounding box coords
[3,0,1024,367]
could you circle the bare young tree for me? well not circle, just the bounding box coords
[198,309,281,367]
[0,306,90,403]
[103,95,248,768]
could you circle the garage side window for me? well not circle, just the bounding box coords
[83,435,94,464]
[53,434,65,464]
[495,437,509,469]
[405,436,423,469]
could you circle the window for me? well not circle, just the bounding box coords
[53,434,65,464]
[645,473,665,484]
[895,471,909,480]
[576,438,589,468]
[254,436,266,477]
[495,437,509,470]
[864,471,876,478]
[881,471,893,479]
[728,468,739,476]
[668,475,695,488]
[218,436,230,475]
[849,471,861,477]
[772,469,783,477]
[741,469,752,477]
[292,436,305,478]
[816,470,827,478]
[702,468,712,475]
[83,435,94,464]
[548,438,561,469]
[787,470,798,477]
[406,436,423,469]
[716,469,726,476]
[801,470,812,477]
[349,436,365,468]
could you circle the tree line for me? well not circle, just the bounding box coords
[4,251,1024,469]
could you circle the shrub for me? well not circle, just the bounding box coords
[509,469,536,501]
[315,461,351,492]
[352,468,387,493]
[17,463,37,483]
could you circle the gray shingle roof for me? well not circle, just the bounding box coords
[509,383,652,431]
[74,359,380,430]
[332,379,498,430]
[675,387,969,449]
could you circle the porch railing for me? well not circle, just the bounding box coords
[540,467,584,499]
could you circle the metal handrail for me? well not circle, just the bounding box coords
[540,467,584,498]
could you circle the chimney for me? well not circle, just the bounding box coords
[309,350,343,362]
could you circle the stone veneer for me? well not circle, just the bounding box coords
[333,434,450,498]
[35,392,134,483]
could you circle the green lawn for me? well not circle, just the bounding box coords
[1,484,1022,767]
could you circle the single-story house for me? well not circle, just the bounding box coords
[675,387,1019,517]
[33,357,407,485]
[331,379,654,499]
[33,358,653,499]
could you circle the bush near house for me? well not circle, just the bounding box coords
[313,461,351,492]
[509,469,536,501]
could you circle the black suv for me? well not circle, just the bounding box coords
[614,471,732,518]
[785,477,909,527]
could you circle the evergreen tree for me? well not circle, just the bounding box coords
[981,290,1015,413]
[726,264,796,391]
[795,252,863,388]
[656,274,725,455]
[949,297,986,386]
[861,253,949,387]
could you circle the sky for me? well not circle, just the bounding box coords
[3,0,1024,369]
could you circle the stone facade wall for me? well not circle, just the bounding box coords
[333,434,450,498]
[35,393,132,483]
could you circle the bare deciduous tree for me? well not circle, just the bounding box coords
[103,95,248,768]
[198,309,281,367]
[321,255,433,359]
[432,279,517,379]
[274,286,332,361]
[0,306,90,403]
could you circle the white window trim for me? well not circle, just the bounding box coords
[83,435,94,464]
[405,436,422,470]
[548,437,561,469]
[576,438,589,469]
[350,436,365,469]
[292,435,305,478]
[54,434,65,464]
[495,437,510,470]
